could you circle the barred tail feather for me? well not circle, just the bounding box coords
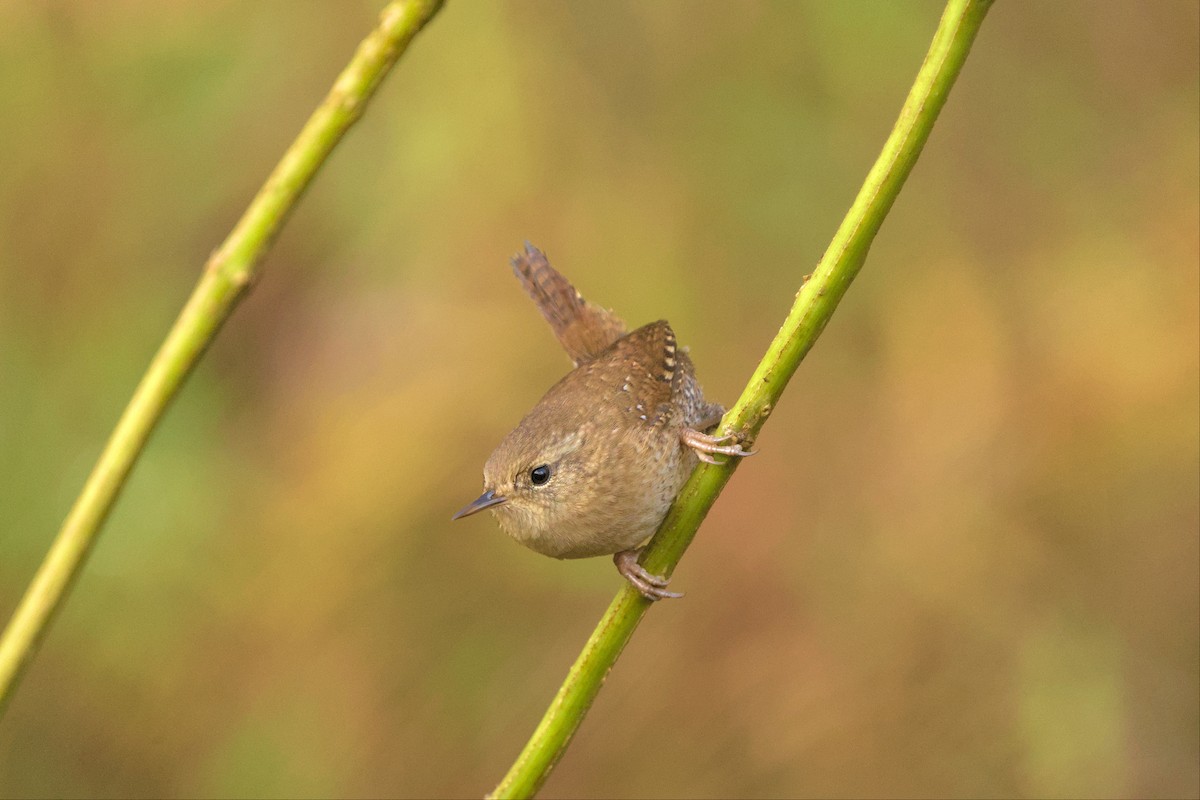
[510,242,627,365]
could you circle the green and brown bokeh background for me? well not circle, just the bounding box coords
[1,2,1196,797]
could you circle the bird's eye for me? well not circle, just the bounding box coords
[530,464,551,486]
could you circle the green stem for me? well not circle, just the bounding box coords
[489,1,993,796]
[0,0,444,719]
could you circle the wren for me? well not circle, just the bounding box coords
[452,243,752,600]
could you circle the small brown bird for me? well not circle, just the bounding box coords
[453,244,752,600]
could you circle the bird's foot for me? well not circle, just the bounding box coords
[614,549,683,601]
[680,428,756,465]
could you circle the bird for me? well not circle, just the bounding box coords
[453,243,752,600]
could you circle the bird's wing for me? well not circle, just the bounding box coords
[601,319,678,427]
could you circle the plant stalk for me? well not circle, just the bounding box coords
[0,0,445,719]
[489,1,994,796]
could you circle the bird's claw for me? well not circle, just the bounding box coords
[614,549,683,601]
[680,428,756,464]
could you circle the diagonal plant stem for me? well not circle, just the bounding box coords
[489,0,994,796]
[0,0,444,719]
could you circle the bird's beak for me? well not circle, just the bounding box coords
[452,489,507,520]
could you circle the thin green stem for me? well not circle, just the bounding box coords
[489,1,993,796]
[0,0,444,719]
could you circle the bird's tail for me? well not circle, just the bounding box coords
[510,242,627,365]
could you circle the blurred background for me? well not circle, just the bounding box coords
[0,1,1196,798]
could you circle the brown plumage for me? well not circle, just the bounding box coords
[453,243,752,599]
[509,242,627,365]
